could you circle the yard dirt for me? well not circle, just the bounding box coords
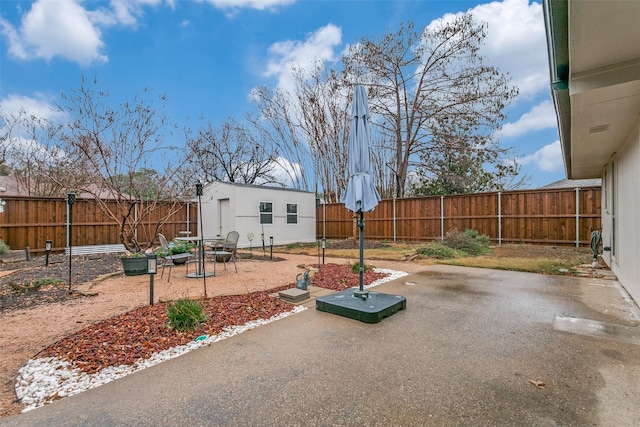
[0,244,598,417]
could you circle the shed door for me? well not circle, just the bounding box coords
[218,198,231,237]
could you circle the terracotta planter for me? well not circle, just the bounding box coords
[120,256,148,276]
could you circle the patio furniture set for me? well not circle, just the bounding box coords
[157,231,239,281]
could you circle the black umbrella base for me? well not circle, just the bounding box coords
[316,289,406,323]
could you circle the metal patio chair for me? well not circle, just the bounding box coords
[158,233,194,281]
[205,231,239,273]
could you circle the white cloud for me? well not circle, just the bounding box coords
[270,156,302,187]
[0,94,64,122]
[1,0,107,66]
[499,100,557,138]
[201,0,295,12]
[471,0,548,98]
[1,94,68,166]
[519,140,563,172]
[432,0,548,100]
[263,24,342,93]
[0,0,168,66]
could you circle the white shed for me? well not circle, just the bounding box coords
[196,181,317,249]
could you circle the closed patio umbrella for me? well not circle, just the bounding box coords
[341,84,381,298]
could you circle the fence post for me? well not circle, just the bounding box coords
[498,191,502,245]
[575,187,580,248]
[440,195,445,241]
[393,196,397,242]
[186,202,191,232]
[323,200,326,239]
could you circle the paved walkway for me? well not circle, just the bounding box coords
[2,265,639,426]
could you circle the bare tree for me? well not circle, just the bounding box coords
[343,17,519,197]
[0,108,70,196]
[249,64,353,202]
[186,117,282,185]
[247,85,313,191]
[55,75,189,252]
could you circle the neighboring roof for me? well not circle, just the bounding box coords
[0,176,25,196]
[0,176,123,200]
[539,178,601,190]
[543,0,640,179]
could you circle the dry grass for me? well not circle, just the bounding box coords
[275,242,595,275]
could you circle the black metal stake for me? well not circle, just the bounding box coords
[67,192,76,293]
[196,182,207,297]
[269,236,273,260]
[150,272,154,305]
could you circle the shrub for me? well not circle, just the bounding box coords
[0,239,9,254]
[32,277,64,288]
[442,229,491,256]
[167,299,207,332]
[416,243,460,259]
[170,240,195,255]
[351,261,369,274]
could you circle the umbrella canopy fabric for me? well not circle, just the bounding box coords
[341,85,381,213]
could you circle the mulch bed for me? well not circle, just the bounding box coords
[37,286,297,374]
[2,257,390,374]
[0,254,123,314]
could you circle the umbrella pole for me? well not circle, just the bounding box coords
[354,210,368,299]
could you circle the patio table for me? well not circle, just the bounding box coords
[175,236,221,278]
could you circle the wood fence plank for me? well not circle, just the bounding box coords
[316,187,601,247]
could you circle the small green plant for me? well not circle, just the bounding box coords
[442,229,492,256]
[166,298,207,332]
[287,242,302,249]
[351,261,370,274]
[156,240,195,258]
[0,239,9,254]
[32,277,64,288]
[10,277,64,293]
[170,240,195,254]
[416,242,460,259]
[122,251,146,258]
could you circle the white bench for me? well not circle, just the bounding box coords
[65,244,127,256]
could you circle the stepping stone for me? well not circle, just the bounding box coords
[279,288,310,303]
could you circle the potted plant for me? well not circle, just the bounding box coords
[120,252,148,276]
[156,240,195,265]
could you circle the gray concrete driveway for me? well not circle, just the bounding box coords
[2,265,639,426]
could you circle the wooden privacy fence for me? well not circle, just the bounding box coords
[0,196,198,255]
[316,187,601,247]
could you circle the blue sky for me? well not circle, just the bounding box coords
[0,0,564,189]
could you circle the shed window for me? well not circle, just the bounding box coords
[259,202,273,224]
[286,204,298,224]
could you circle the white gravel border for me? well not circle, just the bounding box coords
[15,268,408,412]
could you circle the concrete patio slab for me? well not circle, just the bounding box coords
[3,265,639,426]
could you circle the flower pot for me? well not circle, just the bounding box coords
[215,253,232,263]
[172,256,188,265]
[120,256,148,276]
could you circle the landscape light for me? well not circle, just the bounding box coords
[147,253,157,305]
[45,240,52,266]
